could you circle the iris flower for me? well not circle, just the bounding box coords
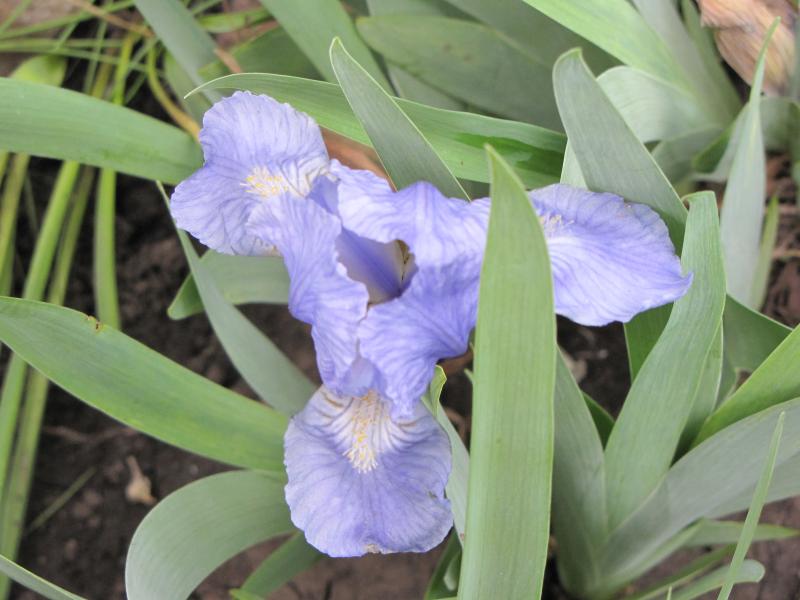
[171,92,691,558]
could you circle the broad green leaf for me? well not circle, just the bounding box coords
[424,367,468,540]
[718,413,784,600]
[0,79,201,184]
[679,324,723,449]
[357,15,561,129]
[652,128,724,183]
[0,298,286,470]
[597,67,710,143]
[752,196,780,308]
[175,228,313,415]
[238,532,320,597]
[459,149,555,599]
[259,0,391,90]
[195,73,565,188]
[696,325,800,444]
[329,38,465,198]
[722,296,791,372]
[198,7,270,33]
[198,27,318,83]
[673,561,764,600]
[604,194,725,529]
[0,555,84,600]
[631,0,738,121]
[552,49,686,247]
[603,399,800,584]
[126,470,292,600]
[719,22,775,306]
[521,0,688,86]
[168,252,290,320]
[366,0,465,111]
[684,519,799,548]
[133,0,220,98]
[440,0,615,71]
[551,353,607,597]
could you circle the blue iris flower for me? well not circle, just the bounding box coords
[171,92,692,558]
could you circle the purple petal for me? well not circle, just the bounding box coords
[247,179,369,392]
[284,387,452,557]
[171,91,329,255]
[531,184,692,326]
[338,181,488,417]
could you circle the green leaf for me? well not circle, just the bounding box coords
[0,79,201,184]
[752,195,780,308]
[604,193,725,529]
[718,413,784,600]
[198,27,318,83]
[0,298,286,470]
[439,0,615,71]
[582,391,613,446]
[551,353,607,596]
[458,148,555,599]
[198,7,271,33]
[631,0,738,121]
[238,532,320,597]
[164,52,212,123]
[329,37,466,198]
[424,367,468,540]
[133,0,221,100]
[357,15,561,129]
[684,519,799,548]
[126,470,292,600]
[175,227,313,415]
[673,561,764,600]
[680,324,724,449]
[194,73,565,188]
[424,532,461,600]
[168,252,290,320]
[596,67,711,143]
[521,0,687,86]
[719,22,776,306]
[259,0,391,90]
[696,325,800,444]
[722,296,791,372]
[603,399,800,586]
[0,554,84,600]
[625,545,733,600]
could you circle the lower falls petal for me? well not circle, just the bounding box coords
[284,387,453,557]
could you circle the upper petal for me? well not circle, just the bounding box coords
[171,92,329,255]
[247,179,369,392]
[337,179,490,268]
[531,184,692,326]
[284,387,453,557]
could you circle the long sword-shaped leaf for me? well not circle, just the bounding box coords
[696,325,800,444]
[237,532,320,598]
[717,414,784,600]
[0,555,84,600]
[0,298,286,471]
[521,0,688,86]
[176,228,313,415]
[329,38,466,198]
[719,22,776,306]
[168,252,290,320]
[133,0,219,97]
[603,399,800,586]
[125,470,292,600]
[604,194,725,529]
[194,73,565,188]
[0,79,201,184]
[357,15,561,129]
[259,0,390,90]
[458,148,555,599]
